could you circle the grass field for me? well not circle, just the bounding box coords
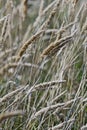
[0,0,87,130]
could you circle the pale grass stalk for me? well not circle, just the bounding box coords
[81,124,87,130]
[6,80,65,108]
[53,97,81,115]
[0,87,24,103]
[27,103,65,127]
[71,3,84,32]
[62,21,77,31]
[0,47,17,59]
[80,4,87,28]
[22,80,66,108]
[39,0,44,16]
[45,29,58,34]
[43,0,57,15]
[33,0,44,27]
[54,21,77,43]
[22,25,31,43]
[26,80,66,96]
[48,118,75,130]
[6,56,18,62]
[27,99,77,127]
[33,80,66,90]
[33,0,57,27]
[0,14,10,23]
[0,110,25,123]
[0,62,43,76]
[0,17,8,42]
[83,97,87,102]
[44,21,76,38]
[49,90,67,105]
[38,0,61,31]
[81,18,87,33]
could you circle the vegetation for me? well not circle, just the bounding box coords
[0,0,87,129]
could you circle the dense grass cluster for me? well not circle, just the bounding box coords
[0,0,87,130]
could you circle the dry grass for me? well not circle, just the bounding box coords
[0,0,87,130]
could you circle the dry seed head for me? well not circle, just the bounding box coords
[23,0,28,18]
[41,43,56,58]
[19,0,28,21]
[16,30,44,62]
[41,33,74,58]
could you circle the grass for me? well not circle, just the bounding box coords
[0,0,87,130]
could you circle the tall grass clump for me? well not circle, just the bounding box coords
[0,0,87,130]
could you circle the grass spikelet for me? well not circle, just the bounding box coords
[16,30,44,62]
[41,30,76,58]
[22,0,28,19]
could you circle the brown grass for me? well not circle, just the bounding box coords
[0,0,87,130]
